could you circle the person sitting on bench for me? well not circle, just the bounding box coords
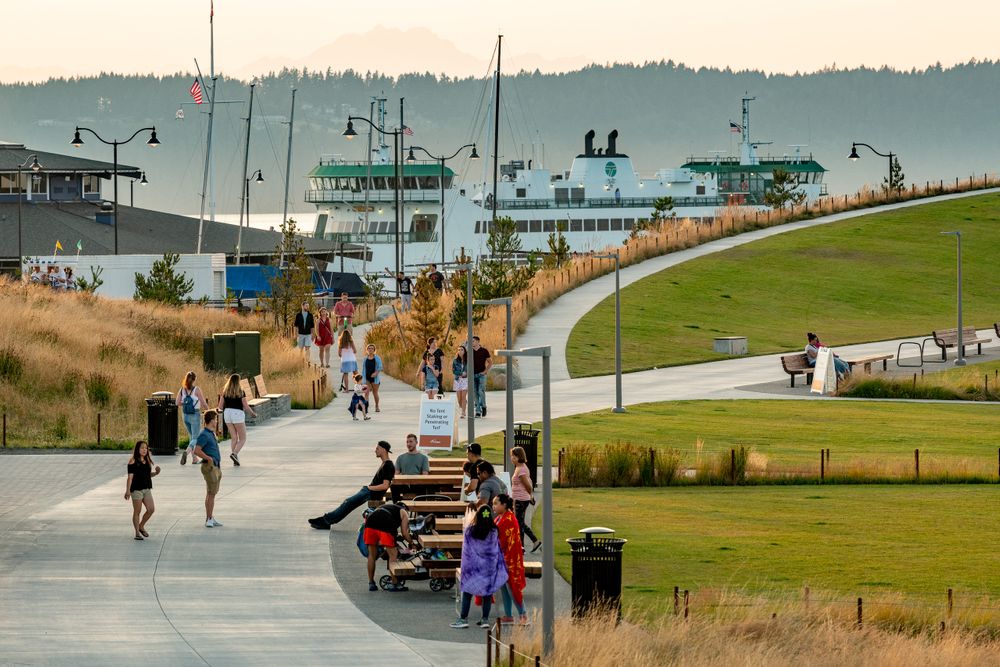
[805,332,850,380]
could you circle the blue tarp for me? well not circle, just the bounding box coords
[225,265,366,299]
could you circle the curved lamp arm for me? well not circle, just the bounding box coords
[848,141,892,160]
[344,115,401,138]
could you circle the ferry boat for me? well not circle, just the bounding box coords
[306,96,828,275]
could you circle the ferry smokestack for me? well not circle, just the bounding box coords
[607,130,618,156]
[584,130,595,156]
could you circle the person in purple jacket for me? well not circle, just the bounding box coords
[451,506,509,629]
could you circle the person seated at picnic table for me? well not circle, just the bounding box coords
[492,494,529,626]
[309,441,394,529]
[805,332,850,380]
[395,433,429,475]
[450,506,508,629]
[462,443,485,500]
[363,502,414,593]
[473,461,507,510]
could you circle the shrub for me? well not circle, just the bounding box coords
[655,448,682,486]
[85,372,113,408]
[562,445,595,487]
[0,347,24,384]
[839,377,962,401]
[61,371,81,396]
[598,441,641,487]
[52,415,69,441]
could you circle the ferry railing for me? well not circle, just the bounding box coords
[495,195,728,210]
[320,231,437,244]
[684,153,818,165]
[304,189,441,204]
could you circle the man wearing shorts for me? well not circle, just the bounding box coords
[364,503,412,592]
[193,410,224,528]
[294,302,315,360]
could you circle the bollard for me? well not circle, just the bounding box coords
[97,413,102,446]
[486,624,492,667]
[509,644,515,666]
[535,657,541,667]
[730,448,736,484]
[825,448,831,465]
[804,586,810,613]
[494,620,501,665]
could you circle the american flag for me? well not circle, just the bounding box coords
[190,79,204,104]
[403,125,414,136]
[729,121,742,134]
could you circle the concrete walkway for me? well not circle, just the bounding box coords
[515,187,1000,386]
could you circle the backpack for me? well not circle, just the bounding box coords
[181,389,198,415]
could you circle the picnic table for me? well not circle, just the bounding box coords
[390,474,463,501]
[398,500,469,515]
[844,353,894,374]
[429,458,466,469]
[418,534,464,551]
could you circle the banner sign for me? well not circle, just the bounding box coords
[810,347,837,395]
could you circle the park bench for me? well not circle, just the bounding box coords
[240,378,272,425]
[253,374,292,416]
[780,353,814,388]
[844,353,894,375]
[451,562,543,581]
[994,322,1000,338]
[930,327,991,360]
[428,458,467,471]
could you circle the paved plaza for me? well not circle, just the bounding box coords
[2,191,999,665]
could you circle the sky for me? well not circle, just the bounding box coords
[3,0,999,81]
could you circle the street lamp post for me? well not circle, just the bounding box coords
[344,117,402,295]
[474,297,513,472]
[848,142,896,193]
[595,251,625,413]
[236,170,264,263]
[941,231,965,366]
[129,172,148,207]
[407,144,479,267]
[72,126,159,254]
[15,154,42,262]
[496,346,553,657]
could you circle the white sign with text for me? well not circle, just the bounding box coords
[810,347,837,395]
[418,396,456,450]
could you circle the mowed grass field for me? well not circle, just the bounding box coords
[547,486,1000,618]
[469,400,1000,469]
[567,193,1000,377]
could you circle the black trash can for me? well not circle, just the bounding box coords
[504,421,540,485]
[566,527,627,619]
[146,391,178,456]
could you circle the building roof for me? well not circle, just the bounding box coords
[0,201,333,260]
[308,163,455,178]
[0,143,141,177]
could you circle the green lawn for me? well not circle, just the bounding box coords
[548,486,1000,617]
[471,399,1000,468]
[567,194,1000,377]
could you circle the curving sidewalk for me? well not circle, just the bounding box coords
[514,188,1000,387]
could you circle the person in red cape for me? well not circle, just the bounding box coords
[493,494,529,625]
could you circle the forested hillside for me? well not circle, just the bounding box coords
[2,60,997,217]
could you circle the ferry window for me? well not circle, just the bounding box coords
[611,218,622,231]
[623,219,634,230]
[516,188,527,198]
[368,221,379,234]
[386,177,396,189]
[696,185,706,195]
[584,219,596,232]
[444,176,454,189]
[571,187,585,201]
[543,220,555,232]
[475,221,480,234]
[554,188,568,202]
[597,219,609,231]
[529,220,541,233]
[403,177,417,190]
[516,220,528,233]
[570,219,582,232]
[351,178,362,192]
[419,176,438,190]
[377,221,390,234]
[351,221,361,233]
[371,177,384,190]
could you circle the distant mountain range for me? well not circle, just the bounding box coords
[2,59,998,224]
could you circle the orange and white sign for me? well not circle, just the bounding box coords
[810,347,837,395]
[418,396,456,449]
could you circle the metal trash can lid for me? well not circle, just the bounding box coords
[514,421,533,430]
[151,391,174,398]
[579,526,616,538]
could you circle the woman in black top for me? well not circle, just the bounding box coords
[124,440,160,540]
[217,374,256,467]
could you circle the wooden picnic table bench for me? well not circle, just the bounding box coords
[398,500,469,515]
[452,562,544,581]
[429,458,467,469]
[931,326,991,359]
[843,353,894,374]
[418,534,464,551]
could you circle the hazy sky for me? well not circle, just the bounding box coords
[4,0,998,81]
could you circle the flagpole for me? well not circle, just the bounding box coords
[209,0,216,225]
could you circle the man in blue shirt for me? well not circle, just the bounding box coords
[193,410,224,528]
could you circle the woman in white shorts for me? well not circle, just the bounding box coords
[338,329,358,393]
[217,374,256,467]
[452,345,469,418]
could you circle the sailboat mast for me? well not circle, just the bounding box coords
[281,88,296,227]
[491,35,502,225]
[235,83,255,265]
[194,59,215,254]
[399,97,405,272]
[209,0,216,224]
[361,98,375,277]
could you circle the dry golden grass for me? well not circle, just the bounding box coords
[0,279,330,448]
[501,604,1000,667]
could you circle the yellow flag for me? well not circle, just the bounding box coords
[55,240,64,251]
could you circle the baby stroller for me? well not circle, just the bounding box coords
[357,508,456,592]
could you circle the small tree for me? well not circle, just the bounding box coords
[75,266,104,293]
[630,196,674,238]
[409,268,448,346]
[545,221,570,268]
[763,169,807,210]
[134,253,194,305]
[883,156,905,195]
[267,218,314,329]
[363,272,385,306]
[476,216,537,301]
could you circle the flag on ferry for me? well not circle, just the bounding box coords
[403,125,414,136]
[54,240,63,253]
[729,121,742,134]
[190,79,204,104]
[76,240,83,252]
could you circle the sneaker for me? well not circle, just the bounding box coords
[353,416,359,421]
[363,416,371,421]
[205,518,223,528]
[531,541,543,553]
[476,619,491,628]
[450,619,469,629]
[481,407,487,417]
[230,453,240,467]
[308,517,331,530]
[368,582,378,592]
[180,450,188,465]
[386,583,409,592]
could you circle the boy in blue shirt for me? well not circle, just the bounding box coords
[193,410,224,528]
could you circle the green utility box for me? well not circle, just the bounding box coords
[212,333,236,373]
[234,331,261,378]
[203,336,215,372]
